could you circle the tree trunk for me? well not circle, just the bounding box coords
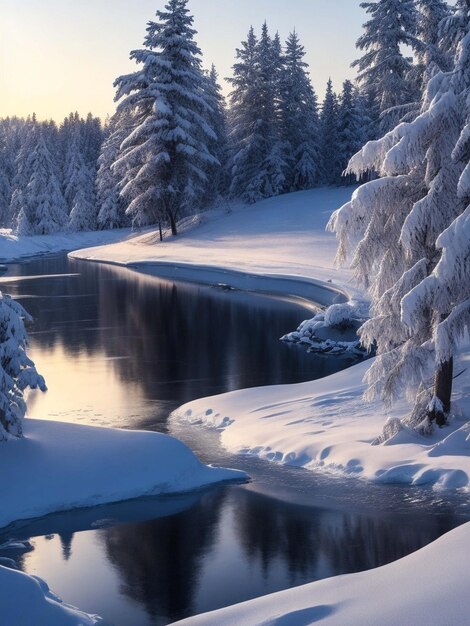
[429,358,453,426]
[158,221,163,242]
[169,212,178,236]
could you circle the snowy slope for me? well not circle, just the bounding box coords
[70,188,361,301]
[0,418,245,529]
[174,521,470,626]
[0,565,106,625]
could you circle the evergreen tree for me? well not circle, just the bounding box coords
[67,164,96,232]
[279,30,320,191]
[114,0,218,235]
[228,23,286,203]
[413,0,452,91]
[200,65,229,206]
[353,0,419,132]
[24,130,68,234]
[329,16,470,432]
[256,22,287,197]
[337,80,365,184]
[319,79,341,185]
[228,26,264,202]
[0,293,46,440]
[96,112,133,230]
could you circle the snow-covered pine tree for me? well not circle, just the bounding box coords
[0,293,46,440]
[114,0,218,234]
[353,0,419,132]
[413,0,452,92]
[24,130,68,234]
[68,169,96,232]
[96,112,131,230]
[229,23,286,202]
[228,26,264,202]
[0,151,11,227]
[279,30,320,191]
[256,22,287,198]
[337,80,365,184]
[319,79,341,185]
[200,65,229,207]
[9,117,37,229]
[329,11,470,432]
[82,113,103,169]
[63,125,96,231]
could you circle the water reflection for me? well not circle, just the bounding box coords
[3,485,463,626]
[4,255,355,431]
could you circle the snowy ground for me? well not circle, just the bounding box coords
[174,520,470,626]
[0,227,134,263]
[72,187,470,491]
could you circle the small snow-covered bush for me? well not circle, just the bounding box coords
[0,293,46,440]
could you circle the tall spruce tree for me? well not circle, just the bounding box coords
[24,130,68,234]
[114,0,218,234]
[319,79,341,185]
[329,8,470,432]
[279,30,320,191]
[96,114,132,230]
[353,0,419,132]
[414,0,452,91]
[337,80,365,184]
[228,26,263,202]
[200,65,229,206]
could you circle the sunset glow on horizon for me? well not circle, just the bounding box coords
[1,0,364,122]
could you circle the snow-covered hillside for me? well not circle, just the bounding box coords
[70,188,360,300]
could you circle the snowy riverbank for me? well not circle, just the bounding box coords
[0,418,245,530]
[0,227,133,263]
[70,188,362,302]
[174,520,470,626]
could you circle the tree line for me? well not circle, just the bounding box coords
[0,0,456,237]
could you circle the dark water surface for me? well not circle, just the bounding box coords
[2,255,469,626]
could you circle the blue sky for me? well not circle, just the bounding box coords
[1,0,366,121]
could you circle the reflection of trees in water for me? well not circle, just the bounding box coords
[233,489,461,584]
[9,256,355,413]
[99,489,226,623]
[8,256,100,355]
[93,263,354,405]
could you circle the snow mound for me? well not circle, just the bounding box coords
[0,418,246,529]
[281,299,369,356]
[0,565,106,625]
[174,522,470,626]
[171,356,470,490]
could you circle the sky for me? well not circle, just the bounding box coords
[1,0,367,122]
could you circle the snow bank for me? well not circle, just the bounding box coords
[0,418,245,529]
[0,565,105,625]
[0,227,133,263]
[70,188,360,302]
[174,521,470,626]
[170,352,470,490]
